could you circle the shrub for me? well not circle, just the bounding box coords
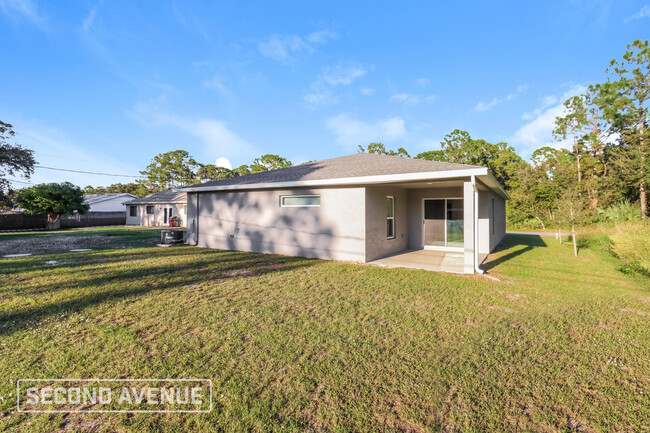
[609,222,650,274]
[597,200,642,222]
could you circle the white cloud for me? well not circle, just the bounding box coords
[305,28,339,44]
[193,119,252,157]
[172,3,211,42]
[81,7,97,33]
[81,1,104,34]
[215,157,232,169]
[303,90,339,107]
[0,0,46,27]
[624,5,650,22]
[474,84,528,112]
[322,65,367,86]
[511,103,568,151]
[127,102,257,161]
[390,93,421,104]
[521,95,559,120]
[258,35,311,63]
[303,63,369,107]
[202,74,225,91]
[389,93,437,105]
[258,28,338,64]
[415,78,429,87]
[360,88,375,96]
[475,94,515,112]
[510,85,587,156]
[326,114,407,149]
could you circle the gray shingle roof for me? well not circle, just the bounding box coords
[84,193,136,205]
[123,189,187,205]
[193,153,481,188]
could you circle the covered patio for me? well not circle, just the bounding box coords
[368,249,489,274]
[364,175,505,274]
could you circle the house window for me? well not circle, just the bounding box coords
[387,196,395,239]
[146,205,154,215]
[280,195,321,207]
[129,206,137,217]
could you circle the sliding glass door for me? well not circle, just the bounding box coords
[423,198,464,250]
[446,199,464,248]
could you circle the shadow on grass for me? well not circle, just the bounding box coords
[0,248,314,337]
[0,245,232,275]
[483,234,546,271]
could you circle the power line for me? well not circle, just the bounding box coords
[5,178,37,185]
[35,165,145,178]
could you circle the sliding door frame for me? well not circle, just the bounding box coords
[422,197,464,252]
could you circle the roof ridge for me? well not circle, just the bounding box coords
[188,153,487,189]
[359,152,482,168]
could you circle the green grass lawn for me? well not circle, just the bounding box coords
[0,230,648,432]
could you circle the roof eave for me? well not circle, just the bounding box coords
[123,201,187,205]
[182,167,492,193]
[479,171,510,200]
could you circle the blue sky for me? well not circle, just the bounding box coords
[1,0,650,188]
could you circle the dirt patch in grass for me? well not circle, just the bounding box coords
[0,234,156,256]
[503,293,526,301]
[486,305,516,313]
[619,307,648,316]
[225,268,255,277]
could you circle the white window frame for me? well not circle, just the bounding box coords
[387,196,395,239]
[280,194,321,208]
[129,206,137,217]
[421,197,464,252]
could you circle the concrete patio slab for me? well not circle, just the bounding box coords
[369,249,465,273]
[369,249,491,274]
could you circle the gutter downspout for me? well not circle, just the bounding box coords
[185,193,199,246]
[194,193,199,246]
[471,175,484,274]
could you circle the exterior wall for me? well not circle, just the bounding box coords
[192,187,366,262]
[406,187,463,250]
[186,180,507,272]
[365,186,408,262]
[477,189,506,254]
[126,203,187,227]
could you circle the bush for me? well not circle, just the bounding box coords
[609,222,650,275]
[597,200,642,222]
[507,218,547,231]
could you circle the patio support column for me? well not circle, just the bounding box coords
[463,179,475,274]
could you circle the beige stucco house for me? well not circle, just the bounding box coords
[183,153,508,274]
[124,189,187,227]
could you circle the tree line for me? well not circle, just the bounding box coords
[364,40,650,235]
[83,151,293,196]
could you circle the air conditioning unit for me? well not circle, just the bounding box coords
[161,229,185,245]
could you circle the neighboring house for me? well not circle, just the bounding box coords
[124,190,187,227]
[84,193,137,212]
[183,153,508,274]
